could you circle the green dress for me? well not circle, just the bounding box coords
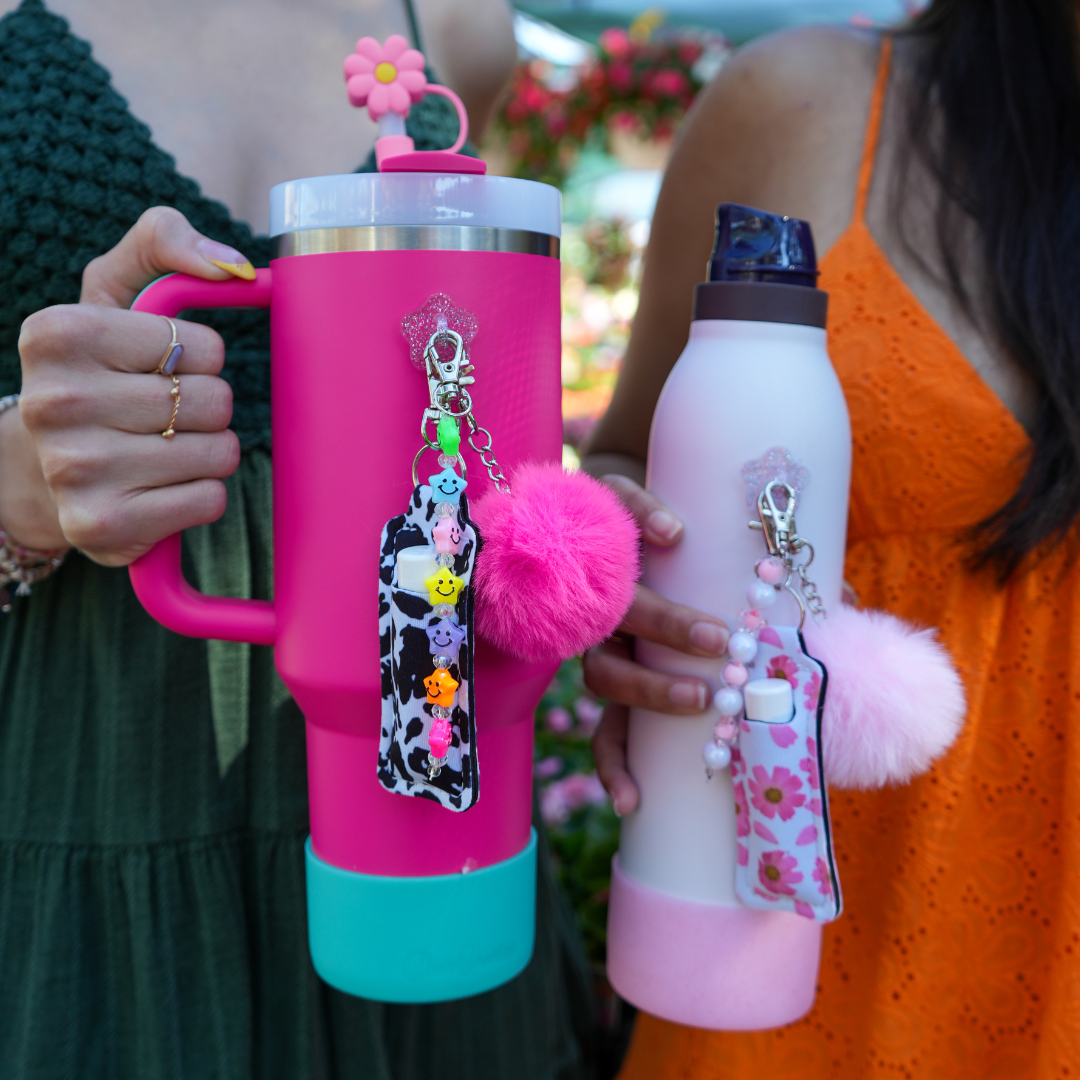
[0,3,595,1077]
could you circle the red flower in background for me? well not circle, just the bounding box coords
[651,69,689,98]
[494,26,729,186]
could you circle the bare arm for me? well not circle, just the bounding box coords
[584,24,877,473]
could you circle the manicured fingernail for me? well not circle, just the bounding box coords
[646,509,682,541]
[197,239,256,280]
[670,681,706,709]
[689,621,727,654]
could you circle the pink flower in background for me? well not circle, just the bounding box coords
[749,764,806,821]
[758,850,803,897]
[766,654,800,688]
[733,781,750,837]
[803,671,822,712]
[651,69,689,98]
[794,900,815,920]
[344,35,427,118]
[799,737,821,791]
[573,696,604,733]
[599,28,633,57]
[813,857,833,898]
[809,797,823,817]
[737,843,749,867]
[607,62,634,93]
[545,706,572,733]
[540,771,608,825]
[534,756,563,780]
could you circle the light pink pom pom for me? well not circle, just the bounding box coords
[471,462,640,662]
[803,605,966,789]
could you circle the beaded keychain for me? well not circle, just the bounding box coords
[704,479,825,774]
[376,295,509,811]
[703,474,842,922]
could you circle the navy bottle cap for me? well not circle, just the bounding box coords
[708,203,819,288]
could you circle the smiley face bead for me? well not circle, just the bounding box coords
[424,667,459,707]
[433,516,465,555]
[428,467,467,505]
[424,567,465,606]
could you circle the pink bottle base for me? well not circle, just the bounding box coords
[606,856,822,1030]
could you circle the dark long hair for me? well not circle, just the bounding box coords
[898,0,1080,575]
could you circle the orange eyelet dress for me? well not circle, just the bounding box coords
[617,37,1080,1079]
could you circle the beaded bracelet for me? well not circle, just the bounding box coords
[0,394,68,612]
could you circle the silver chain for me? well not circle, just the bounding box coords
[797,557,826,620]
[466,415,511,494]
[750,480,827,625]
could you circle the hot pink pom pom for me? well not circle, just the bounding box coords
[471,462,640,662]
[803,605,966,789]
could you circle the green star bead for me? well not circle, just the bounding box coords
[437,415,461,458]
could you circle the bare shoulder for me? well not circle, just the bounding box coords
[587,26,882,462]
[665,24,882,253]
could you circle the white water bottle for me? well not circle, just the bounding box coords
[606,204,852,1029]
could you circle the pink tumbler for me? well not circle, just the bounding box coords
[129,164,562,1001]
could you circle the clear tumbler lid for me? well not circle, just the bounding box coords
[270,173,561,238]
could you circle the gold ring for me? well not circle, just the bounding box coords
[155,316,183,374]
[155,317,182,438]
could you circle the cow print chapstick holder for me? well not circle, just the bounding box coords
[378,470,480,811]
[377,294,498,812]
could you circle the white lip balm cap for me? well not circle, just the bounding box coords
[397,546,439,593]
[744,678,794,723]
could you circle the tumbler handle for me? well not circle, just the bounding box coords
[128,271,276,646]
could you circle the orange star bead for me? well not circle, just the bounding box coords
[424,668,459,707]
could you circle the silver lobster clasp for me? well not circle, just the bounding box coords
[423,329,474,419]
[749,480,799,557]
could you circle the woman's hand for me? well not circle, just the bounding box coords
[584,473,729,816]
[5,206,255,565]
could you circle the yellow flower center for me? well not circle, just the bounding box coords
[765,787,783,804]
[764,865,781,882]
[375,62,397,84]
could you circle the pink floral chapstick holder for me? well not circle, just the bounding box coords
[733,624,842,922]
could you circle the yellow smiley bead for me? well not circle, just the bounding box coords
[424,567,465,607]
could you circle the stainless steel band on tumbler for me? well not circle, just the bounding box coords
[271,225,560,260]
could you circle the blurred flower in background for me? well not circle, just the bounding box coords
[487,13,729,186]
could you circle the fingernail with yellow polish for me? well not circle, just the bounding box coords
[197,239,256,280]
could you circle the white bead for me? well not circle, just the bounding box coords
[713,687,744,716]
[727,630,758,664]
[435,502,455,519]
[702,741,732,771]
[747,580,777,609]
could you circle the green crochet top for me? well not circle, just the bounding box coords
[0,4,592,1079]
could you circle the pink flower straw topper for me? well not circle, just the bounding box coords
[343,35,427,119]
